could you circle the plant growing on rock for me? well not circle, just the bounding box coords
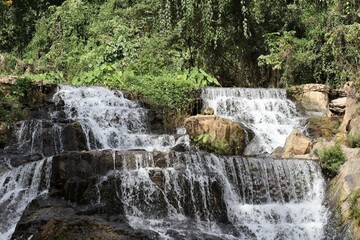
[316,144,345,178]
[349,131,360,148]
[10,77,45,105]
[349,188,360,226]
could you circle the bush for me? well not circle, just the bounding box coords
[0,90,26,123]
[349,188,360,226]
[349,131,360,148]
[10,77,46,106]
[10,77,36,101]
[317,144,346,178]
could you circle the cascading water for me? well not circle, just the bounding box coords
[96,151,327,240]
[202,87,304,155]
[0,85,329,240]
[0,157,52,239]
[53,85,175,151]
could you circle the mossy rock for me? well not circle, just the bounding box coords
[307,116,341,141]
[0,122,9,148]
[184,115,247,155]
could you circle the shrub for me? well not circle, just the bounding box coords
[349,188,360,226]
[317,144,346,178]
[10,77,46,106]
[349,131,360,148]
[0,90,26,123]
[10,77,36,101]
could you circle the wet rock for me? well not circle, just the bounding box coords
[2,119,89,167]
[61,122,88,152]
[171,142,189,152]
[12,197,159,240]
[153,151,168,167]
[271,146,283,158]
[184,115,248,155]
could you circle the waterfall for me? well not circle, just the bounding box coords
[0,158,52,239]
[0,85,329,240]
[53,85,175,151]
[95,151,327,240]
[202,87,304,155]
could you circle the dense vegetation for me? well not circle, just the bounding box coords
[316,144,346,178]
[1,0,360,122]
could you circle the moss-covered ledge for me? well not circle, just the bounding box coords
[184,115,250,156]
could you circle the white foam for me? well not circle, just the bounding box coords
[54,85,176,151]
[202,87,304,155]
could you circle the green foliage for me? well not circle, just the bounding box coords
[349,188,360,226]
[2,0,360,129]
[72,64,123,88]
[349,131,360,148]
[10,77,45,106]
[323,23,360,85]
[0,53,20,74]
[258,31,315,87]
[193,133,231,156]
[258,1,360,88]
[0,0,64,53]
[317,144,346,177]
[10,77,36,100]
[0,89,26,123]
[122,69,202,120]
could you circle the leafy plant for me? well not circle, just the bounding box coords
[121,69,204,127]
[0,90,26,123]
[72,64,123,88]
[10,77,36,100]
[9,77,46,107]
[317,144,346,178]
[349,130,360,148]
[349,188,360,226]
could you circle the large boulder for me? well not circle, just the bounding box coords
[184,115,248,155]
[281,130,311,158]
[289,83,330,115]
[327,146,360,239]
[339,82,360,134]
[329,97,347,115]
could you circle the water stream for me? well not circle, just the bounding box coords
[202,88,304,155]
[0,85,328,239]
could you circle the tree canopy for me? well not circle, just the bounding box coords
[1,0,359,122]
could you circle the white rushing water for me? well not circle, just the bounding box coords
[96,152,328,240]
[1,86,328,240]
[202,87,304,155]
[0,158,52,239]
[53,85,176,151]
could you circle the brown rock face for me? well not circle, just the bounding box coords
[301,84,330,114]
[307,116,341,141]
[327,147,360,239]
[329,97,347,115]
[282,130,311,158]
[339,82,360,134]
[184,115,247,155]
